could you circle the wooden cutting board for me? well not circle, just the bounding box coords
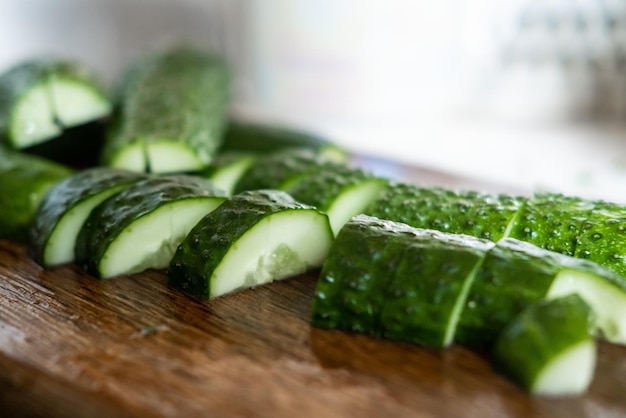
[1,161,625,418]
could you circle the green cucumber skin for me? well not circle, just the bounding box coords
[311,216,415,335]
[286,164,385,211]
[312,215,494,348]
[101,48,231,171]
[492,294,593,392]
[364,183,525,241]
[0,146,73,242]
[221,121,346,161]
[75,174,227,277]
[30,167,145,264]
[233,149,336,194]
[168,189,329,299]
[0,59,110,147]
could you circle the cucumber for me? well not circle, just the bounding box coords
[311,215,495,348]
[286,165,388,235]
[0,59,111,149]
[0,146,73,242]
[221,121,347,163]
[168,189,333,299]
[75,175,227,279]
[199,152,256,195]
[364,183,525,241]
[31,167,145,266]
[233,148,334,194]
[101,47,231,174]
[456,238,626,348]
[492,295,596,396]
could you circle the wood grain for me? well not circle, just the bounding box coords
[1,238,626,418]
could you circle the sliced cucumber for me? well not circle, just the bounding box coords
[286,165,388,235]
[75,175,227,279]
[31,167,145,266]
[456,238,626,348]
[221,121,347,163]
[364,183,526,241]
[0,59,111,149]
[0,146,73,242]
[168,190,333,299]
[199,152,256,195]
[233,148,334,194]
[311,215,494,348]
[492,295,595,396]
[101,47,231,173]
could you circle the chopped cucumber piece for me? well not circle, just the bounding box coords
[312,215,494,348]
[76,175,227,279]
[0,146,73,242]
[0,59,111,149]
[168,190,333,299]
[287,165,387,235]
[493,295,596,396]
[31,167,145,266]
[101,47,231,173]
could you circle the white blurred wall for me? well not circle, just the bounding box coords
[3,0,626,201]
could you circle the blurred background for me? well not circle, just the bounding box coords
[3,0,626,201]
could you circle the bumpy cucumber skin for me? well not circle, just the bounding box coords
[286,164,385,211]
[492,294,593,393]
[311,216,415,335]
[364,183,525,242]
[312,215,494,348]
[30,167,145,264]
[573,204,626,278]
[0,59,110,147]
[168,189,329,299]
[0,146,73,242]
[101,48,230,172]
[233,149,335,194]
[221,121,347,162]
[75,174,227,277]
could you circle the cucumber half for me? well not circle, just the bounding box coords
[168,189,334,299]
[31,167,145,266]
[102,47,231,174]
[492,295,596,396]
[75,175,227,279]
[0,59,111,148]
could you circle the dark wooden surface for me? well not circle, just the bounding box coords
[1,161,625,417]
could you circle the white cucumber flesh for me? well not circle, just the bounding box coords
[11,83,60,147]
[99,199,221,278]
[48,78,111,128]
[110,140,206,173]
[532,341,596,396]
[211,210,332,298]
[326,179,386,235]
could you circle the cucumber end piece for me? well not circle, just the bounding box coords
[49,78,111,128]
[210,210,333,298]
[10,83,60,148]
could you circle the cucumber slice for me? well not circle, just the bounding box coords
[31,167,145,266]
[311,215,494,348]
[492,295,595,396]
[222,121,347,163]
[75,175,227,279]
[0,146,73,242]
[364,183,525,241]
[456,238,626,348]
[168,190,333,299]
[287,165,388,235]
[233,148,335,193]
[0,59,111,149]
[200,152,256,195]
[101,47,231,173]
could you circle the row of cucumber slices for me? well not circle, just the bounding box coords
[2,47,626,397]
